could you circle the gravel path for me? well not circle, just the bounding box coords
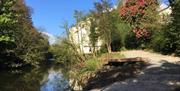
[90,50,180,91]
[121,50,180,64]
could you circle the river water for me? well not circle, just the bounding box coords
[0,65,72,91]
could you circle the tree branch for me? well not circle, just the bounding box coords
[158,5,171,13]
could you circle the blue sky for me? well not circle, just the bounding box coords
[24,0,167,44]
[25,0,117,36]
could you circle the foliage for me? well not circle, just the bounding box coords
[99,44,108,53]
[0,0,49,68]
[118,0,161,49]
[150,28,168,54]
[0,0,17,52]
[50,37,100,89]
[124,31,141,49]
[119,0,159,38]
[69,52,125,88]
[149,0,180,56]
[166,0,180,56]
[89,9,126,53]
[0,0,18,67]
[170,0,180,56]
[15,29,49,66]
[153,0,180,56]
[14,0,49,67]
[80,58,100,74]
[109,11,123,52]
[92,0,114,53]
[89,17,99,56]
[116,17,133,50]
[50,38,86,69]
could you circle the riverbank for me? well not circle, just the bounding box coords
[68,52,125,91]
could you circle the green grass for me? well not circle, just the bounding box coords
[99,52,125,59]
[80,58,100,74]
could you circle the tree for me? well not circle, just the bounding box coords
[119,0,159,38]
[0,0,19,67]
[115,13,133,50]
[61,20,70,38]
[89,16,99,56]
[93,0,114,53]
[162,0,180,56]
[170,0,180,56]
[0,0,17,52]
[0,0,50,68]
[13,0,49,66]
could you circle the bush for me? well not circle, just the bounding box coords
[125,32,141,49]
[99,44,108,54]
[154,0,180,56]
[151,25,180,56]
[151,28,169,54]
[50,39,75,66]
[80,59,100,73]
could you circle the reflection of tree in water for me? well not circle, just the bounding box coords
[0,68,47,91]
[41,70,71,91]
[0,66,71,91]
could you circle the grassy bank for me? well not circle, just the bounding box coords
[67,52,125,90]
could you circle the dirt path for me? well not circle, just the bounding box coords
[121,50,180,64]
[90,50,180,91]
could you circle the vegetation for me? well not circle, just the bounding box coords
[151,0,180,56]
[164,0,180,55]
[49,0,180,89]
[0,0,180,90]
[50,38,85,69]
[0,0,49,68]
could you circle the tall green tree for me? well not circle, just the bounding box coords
[0,0,50,68]
[89,16,99,56]
[0,0,18,67]
[0,0,17,51]
[93,0,114,53]
[14,0,49,66]
[162,0,180,56]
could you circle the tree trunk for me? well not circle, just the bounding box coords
[107,43,112,53]
[93,47,96,58]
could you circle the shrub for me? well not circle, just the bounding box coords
[125,32,141,49]
[80,59,100,73]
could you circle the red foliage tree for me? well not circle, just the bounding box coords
[119,0,158,38]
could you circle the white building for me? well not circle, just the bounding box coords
[69,19,102,54]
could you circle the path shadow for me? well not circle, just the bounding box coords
[83,58,148,90]
[102,60,180,91]
[173,87,180,91]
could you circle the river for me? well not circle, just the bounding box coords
[0,65,72,91]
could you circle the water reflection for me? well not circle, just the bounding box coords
[0,66,72,91]
[41,69,71,91]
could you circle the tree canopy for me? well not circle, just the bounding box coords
[0,0,49,68]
